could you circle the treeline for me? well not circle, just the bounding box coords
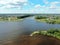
[17,15,31,19]
[35,16,47,19]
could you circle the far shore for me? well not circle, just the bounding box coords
[35,15,60,24]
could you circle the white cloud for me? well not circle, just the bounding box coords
[49,1,60,9]
[43,0,49,4]
[0,0,28,4]
[0,0,60,13]
[30,1,60,14]
[34,4,41,9]
[3,5,16,8]
[23,3,28,6]
[0,0,28,8]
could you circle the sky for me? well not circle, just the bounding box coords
[0,0,60,14]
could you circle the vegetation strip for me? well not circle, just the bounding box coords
[35,16,60,24]
[30,29,60,39]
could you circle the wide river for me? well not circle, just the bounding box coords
[0,16,60,41]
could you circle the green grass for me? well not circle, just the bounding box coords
[35,16,60,24]
[54,19,60,24]
[30,29,60,39]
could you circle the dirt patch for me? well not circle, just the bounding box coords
[2,35,60,45]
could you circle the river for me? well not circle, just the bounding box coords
[0,16,60,41]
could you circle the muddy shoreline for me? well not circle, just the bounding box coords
[1,35,60,45]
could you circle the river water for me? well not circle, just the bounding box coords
[0,16,60,41]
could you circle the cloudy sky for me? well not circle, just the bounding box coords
[0,0,60,14]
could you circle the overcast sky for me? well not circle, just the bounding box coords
[0,0,60,14]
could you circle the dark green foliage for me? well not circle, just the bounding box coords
[35,16,47,19]
[47,29,60,34]
[48,20,56,24]
[17,15,31,19]
[17,16,22,19]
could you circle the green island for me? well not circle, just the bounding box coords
[35,16,60,24]
[30,29,60,39]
